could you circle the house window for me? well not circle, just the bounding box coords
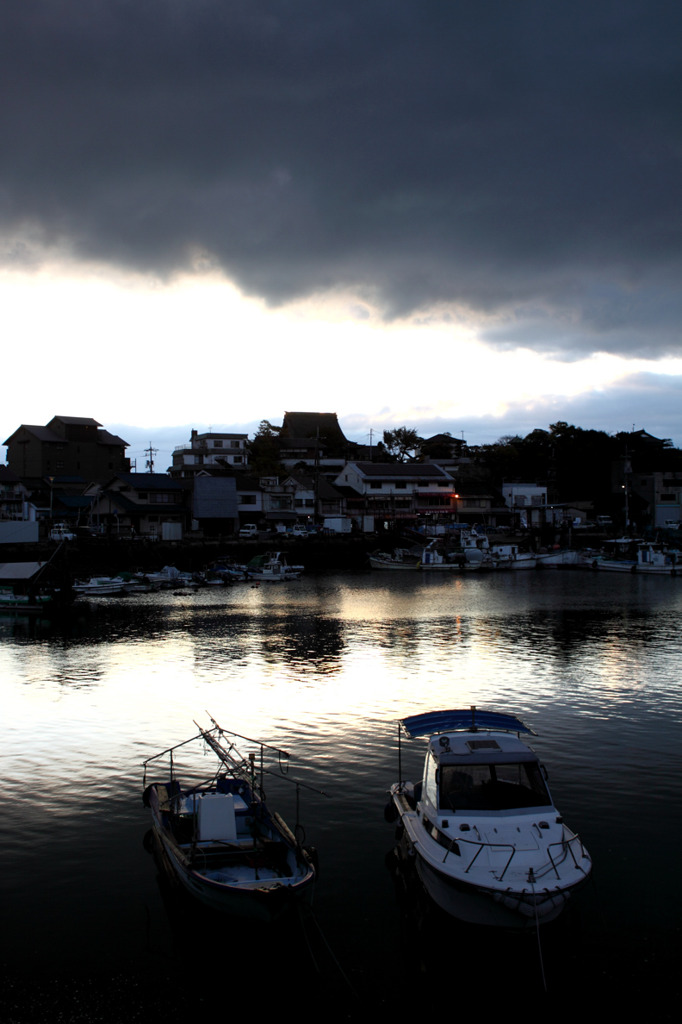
[370,482,382,489]
[214,440,223,448]
[394,482,407,489]
[233,456,243,464]
[241,495,257,505]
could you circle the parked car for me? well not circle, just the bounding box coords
[238,524,258,538]
[49,523,77,541]
[291,525,309,538]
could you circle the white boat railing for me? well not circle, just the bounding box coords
[546,833,590,877]
[442,830,588,882]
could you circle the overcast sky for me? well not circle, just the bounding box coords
[2,1,681,468]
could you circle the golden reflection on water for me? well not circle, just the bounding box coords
[3,570,682,781]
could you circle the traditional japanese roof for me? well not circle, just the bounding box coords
[50,416,102,427]
[3,425,61,445]
[97,430,129,446]
[281,412,348,444]
[4,419,128,447]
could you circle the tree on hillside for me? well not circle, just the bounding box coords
[248,420,283,475]
[382,427,423,462]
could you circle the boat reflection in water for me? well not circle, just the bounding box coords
[387,708,592,927]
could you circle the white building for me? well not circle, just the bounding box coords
[170,430,248,477]
[502,482,547,526]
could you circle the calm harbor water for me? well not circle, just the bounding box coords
[2,569,681,1019]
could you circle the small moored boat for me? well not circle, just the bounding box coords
[369,548,421,570]
[143,717,319,920]
[387,707,591,927]
[246,552,301,581]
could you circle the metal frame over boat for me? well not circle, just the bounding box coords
[387,707,591,927]
[143,717,319,920]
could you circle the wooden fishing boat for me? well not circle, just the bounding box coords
[143,718,318,920]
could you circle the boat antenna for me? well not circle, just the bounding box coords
[470,704,477,731]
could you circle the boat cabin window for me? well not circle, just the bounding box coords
[439,761,551,811]
[424,752,439,807]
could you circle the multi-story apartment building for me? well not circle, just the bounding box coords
[335,462,457,522]
[170,430,248,477]
[4,416,129,483]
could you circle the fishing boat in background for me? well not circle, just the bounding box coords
[591,539,680,575]
[489,543,537,570]
[535,549,583,568]
[143,717,319,920]
[387,707,591,927]
[369,548,421,569]
[246,552,301,581]
[419,529,491,571]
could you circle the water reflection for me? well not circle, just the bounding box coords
[1,570,681,1017]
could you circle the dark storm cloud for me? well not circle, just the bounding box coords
[2,1,681,356]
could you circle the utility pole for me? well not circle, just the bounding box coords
[144,442,158,474]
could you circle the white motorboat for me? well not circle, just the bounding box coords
[387,708,591,927]
[246,552,301,581]
[73,576,128,596]
[143,717,319,921]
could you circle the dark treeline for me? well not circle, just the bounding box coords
[379,421,681,521]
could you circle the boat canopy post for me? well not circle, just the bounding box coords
[398,720,403,787]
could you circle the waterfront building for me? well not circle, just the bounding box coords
[85,473,189,539]
[335,462,457,525]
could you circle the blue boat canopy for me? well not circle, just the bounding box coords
[401,708,535,738]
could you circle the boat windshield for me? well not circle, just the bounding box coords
[439,761,551,811]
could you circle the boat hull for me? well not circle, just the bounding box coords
[391,786,590,929]
[405,835,568,927]
[150,825,314,922]
[146,783,315,922]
